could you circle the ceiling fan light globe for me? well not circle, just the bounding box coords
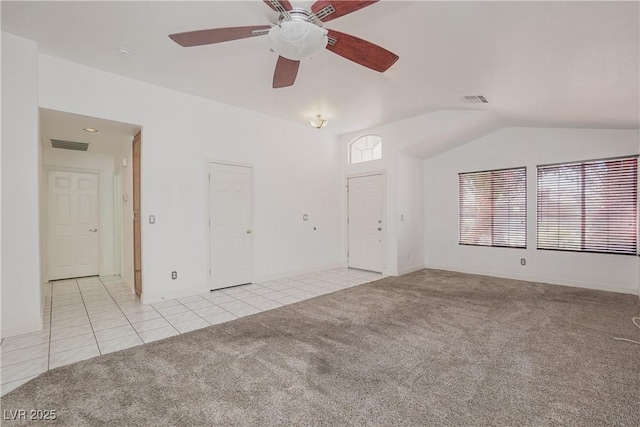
[268,20,328,61]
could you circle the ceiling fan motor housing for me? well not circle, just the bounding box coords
[268,9,328,60]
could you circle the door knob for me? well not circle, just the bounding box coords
[89,228,98,232]
[377,227,382,231]
[246,229,252,234]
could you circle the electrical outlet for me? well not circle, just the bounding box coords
[171,271,177,280]
[520,258,526,266]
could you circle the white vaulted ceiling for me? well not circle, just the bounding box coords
[2,1,638,135]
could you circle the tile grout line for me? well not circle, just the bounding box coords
[99,276,150,346]
[103,277,183,342]
[1,283,54,386]
[75,279,101,359]
[2,280,82,388]
[0,303,46,367]
[201,294,258,318]
[222,288,282,309]
[198,296,245,319]
[195,297,245,323]
[160,300,209,333]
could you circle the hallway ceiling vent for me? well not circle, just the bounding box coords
[50,139,90,151]
[461,95,489,104]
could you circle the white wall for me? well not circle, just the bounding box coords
[42,147,116,277]
[1,34,42,337]
[424,127,640,294]
[36,54,342,303]
[397,153,425,274]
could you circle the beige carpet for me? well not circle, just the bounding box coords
[2,269,639,426]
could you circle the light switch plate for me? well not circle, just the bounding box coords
[303,214,308,221]
[149,215,155,224]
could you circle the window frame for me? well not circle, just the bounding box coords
[536,154,638,256]
[458,166,528,249]
[348,134,383,164]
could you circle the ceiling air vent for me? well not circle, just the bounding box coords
[50,139,90,151]
[461,95,489,104]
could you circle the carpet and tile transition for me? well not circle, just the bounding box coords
[1,269,639,426]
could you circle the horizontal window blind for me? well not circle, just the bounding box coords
[459,167,526,248]
[537,156,637,255]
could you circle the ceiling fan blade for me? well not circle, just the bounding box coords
[273,56,300,88]
[326,29,398,72]
[311,1,378,22]
[169,26,271,47]
[263,0,293,12]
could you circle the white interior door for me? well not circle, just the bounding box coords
[48,170,100,280]
[348,174,383,272]
[209,163,252,290]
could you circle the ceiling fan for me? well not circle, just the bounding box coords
[169,0,399,88]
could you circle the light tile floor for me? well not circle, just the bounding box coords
[0,268,381,396]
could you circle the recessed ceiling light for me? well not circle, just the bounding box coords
[83,127,98,133]
[117,47,132,56]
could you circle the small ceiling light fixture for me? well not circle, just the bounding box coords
[309,114,328,129]
[83,127,98,133]
[117,47,132,56]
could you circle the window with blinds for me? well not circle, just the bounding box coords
[537,156,637,255]
[459,167,527,248]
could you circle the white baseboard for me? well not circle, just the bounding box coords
[424,264,637,295]
[142,285,209,305]
[118,278,133,292]
[253,262,345,283]
[397,265,426,276]
[2,318,44,339]
[142,261,384,304]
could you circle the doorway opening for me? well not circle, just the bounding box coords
[39,109,142,295]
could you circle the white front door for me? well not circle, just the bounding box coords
[348,174,383,272]
[209,163,252,290]
[48,170,100,280]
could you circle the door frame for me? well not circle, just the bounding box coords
[207,159,255,289]
[45,166,103,281]
[113,170,122,277]
[344,170,386,273]
[132,131,142,297]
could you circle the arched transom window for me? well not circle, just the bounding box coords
[349,134,382,164]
